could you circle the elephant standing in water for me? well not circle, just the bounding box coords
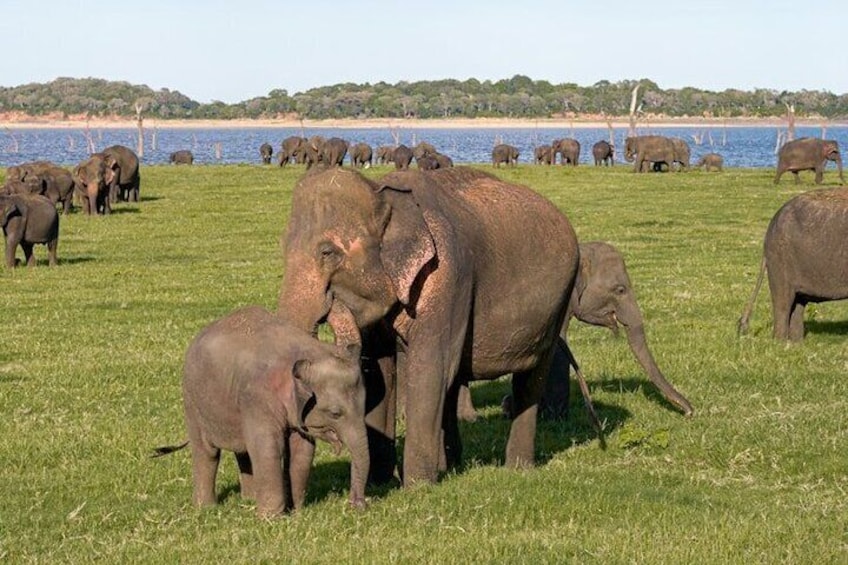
[738,187,848,341]
[592,141,614,166]
[260,143,273,164]
[277,167,579,486]
[774,137,844,185]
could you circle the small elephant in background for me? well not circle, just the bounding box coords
[349,142,373,168]
[669,138,691,171]
[592,141,614,166]
[552,138,580,166]
[279,136,306,166]
[1,193,59,268]
[259,143,273,164]
[170,150,194,165]
[375,145,395,165]
[321,137,349,167]
[492,143,519,167]
[534,146,553,165]
[694,153,724,172]
[392,144,413,170]
[153,306,370,517]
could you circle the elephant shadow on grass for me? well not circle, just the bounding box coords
[804,319,848,337]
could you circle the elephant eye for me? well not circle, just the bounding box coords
[614,285,627,295]
[317,242,341,264]
[328,406,343,419]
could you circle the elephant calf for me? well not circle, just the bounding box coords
[170,150,194,165]
[1,193,59,268]
[154,306,370,517]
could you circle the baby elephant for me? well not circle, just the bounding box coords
[694,153,723,172]
[155,306,369,517]
[1,193,59,268]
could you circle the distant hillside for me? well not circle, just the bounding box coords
[1,76,846,121]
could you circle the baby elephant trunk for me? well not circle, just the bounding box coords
[342,423,370,509]
[624,321,693,416]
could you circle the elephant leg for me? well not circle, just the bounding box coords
[46,238,58,267]
[234,452,255,500]
[361,322,398,485]
[189,442,221,507]
[5,238,19,268]
[770,287,794,340]
[286,431,315,511]
[402,358,449,485]
[457,382,478,422]
[540,338,571,420]
[441,378,463,472]
[815,167,824,184]
[792,171,801,185]
[21,242,35,267]
[788,300,806,342]
[245,431,286,517]
[506,361,549,469]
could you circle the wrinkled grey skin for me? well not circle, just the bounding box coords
[461,241,694,420]
[350,142,373,168]
[552,138,580,166]
[279,136,307,167]
[170,150,194,165]
[101,145,140,202]
[774,137,844,185]
[376,146,395,165]
[73,153,117,215]
[157,306,370,517]
[592,141,614,166]
[624,135,676,173]
[694,153,724,172]
[6,161,76,214]
[1,193,59,268]
[739,187,848,341]
[491,143,519,167]
[534,146,553,165]
[277,167,579,486]
[392,144,413,170]
[670,138,691,171]
[260,143,273,164]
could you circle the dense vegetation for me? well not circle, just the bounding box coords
[2,76,847,120]
[1,163,845,562]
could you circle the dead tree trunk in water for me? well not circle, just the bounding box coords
[784,102,795,142]
[135,102,144,158]
[628,84,640,137]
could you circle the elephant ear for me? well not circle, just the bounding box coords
[288,360,317,431]
[376,172,437,305]
[2,201,19,227]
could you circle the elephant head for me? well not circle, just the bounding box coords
[73,154,117,215]
[568,241,693,416]
[623,137,638,162]
[823,140,845,183]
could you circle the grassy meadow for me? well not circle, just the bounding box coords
[1,161,846,563]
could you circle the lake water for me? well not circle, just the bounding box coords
[1,125,846,170]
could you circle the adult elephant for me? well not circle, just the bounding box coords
[774,137,844,185]
[101,145,140,202]
[170,150,194,165]
[73,153,117,215]
[670,138,691,171]
[392,144,413,170]
[491,143,519,167]
[7,161,75,214]
[552,138,580,166]
[694,153,724,172]
[738,186,848,341]
[1,193,59,268]
[259,142,273,164]
[534,146,553,165]
[624,135,675,173]
[322,138,349,167]
[376,146,395,165]
[279,136,306,167]
[592,141,614,166]
[349,142,373,168]
[277,167,579,486]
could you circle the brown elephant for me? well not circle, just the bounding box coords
[412,141,437,160]
[260,142,273,164]
[738,187,848,341]
[153,305,369,517]
[170,150,194,165]
[624,135,676,173]
[322,137,349,167]
[534,146,553,165]
[1,193,59,268]
[277,166,579,486]
[392,144,413,170]
[73,153,118,215]
[592,141,614,166]
[350,142,373,168]
[694,153,724,172]
[375,145,395,165]
[491,143,519,167]
[279,136,306,166]
[669,138,691,171]
[6,161,76,214]
[774,137,844,185]
[101,145,140,202]
[552,138,580,166]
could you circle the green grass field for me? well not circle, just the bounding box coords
[1,163,846,563]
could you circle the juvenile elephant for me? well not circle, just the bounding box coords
[592,141,614,166]
[1,193,59,268]
[552,138,580,166]
[694,153,724,172]
[73,153,117,215]
[738,187,848,341]
[260,142,273,164]
[277,167,579,486]
[624,135,676,173]
[101,145,140,202]
[492,143,519,167]
[7,161,75,214]
[534,146,553,165]
[154,306,369,517]
[322,137,349,167]
[774,137,844,185]
[170,150,194,165]
[349,142,373,168]
[392,144,413,170]
[279,136,306,167]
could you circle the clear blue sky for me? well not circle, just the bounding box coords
[1,0,845,103]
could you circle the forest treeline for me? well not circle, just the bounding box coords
[2,76,847,121]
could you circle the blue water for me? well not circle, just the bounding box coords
[1,125,846,169]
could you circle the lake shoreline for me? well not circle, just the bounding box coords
[2,116,844,131]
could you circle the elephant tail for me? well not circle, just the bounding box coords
[737,255,767,336]
[560,340,606,450]
[150,441,189,458]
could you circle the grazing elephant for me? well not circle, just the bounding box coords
[260,142,273,164]
[552,138,580,166]
[1,193,59,268]
[153,306,369,517]
[592,140,614,166]
[170,150,194,165]
[279,136,306,166]
[534,146,553,165]
[321,137,349,167]
[350,142,373,168]
[624,135,676,173]
[774,137,844,185]
[491,143,519,167]
[7,161,76,215]
[376,145,395,165]
[392,144,413,170]
[101,145,140,202]
[277,166,579,486]
[73,153,117,215]
[738,186,848,341]
[670,138,691,171]
[694,153,724,172]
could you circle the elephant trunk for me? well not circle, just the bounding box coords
[342,423,370,509]
[277,251,332,336]
[623,321,693,416]
[834,152,845,184]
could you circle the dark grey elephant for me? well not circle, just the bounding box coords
[260,143,273,164]
[774,137,844,185]
[1,193,59,268]
[322,138,349,167]
[6,161,76,215]
[552,138,580,166]
[279,136,306,167]
[277,167,579,486]
[694,153,724,172]
[592,141,614,166]
[392,144,413,170]
[738,186,848,341]
[153,305,369,517]
[101,145,140,202]
[350,142,373,168]
[624,135,676,173]
[492,143,519,167]
[534,146,553,165]
[170,150,194,165]
[73,153,117,215]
